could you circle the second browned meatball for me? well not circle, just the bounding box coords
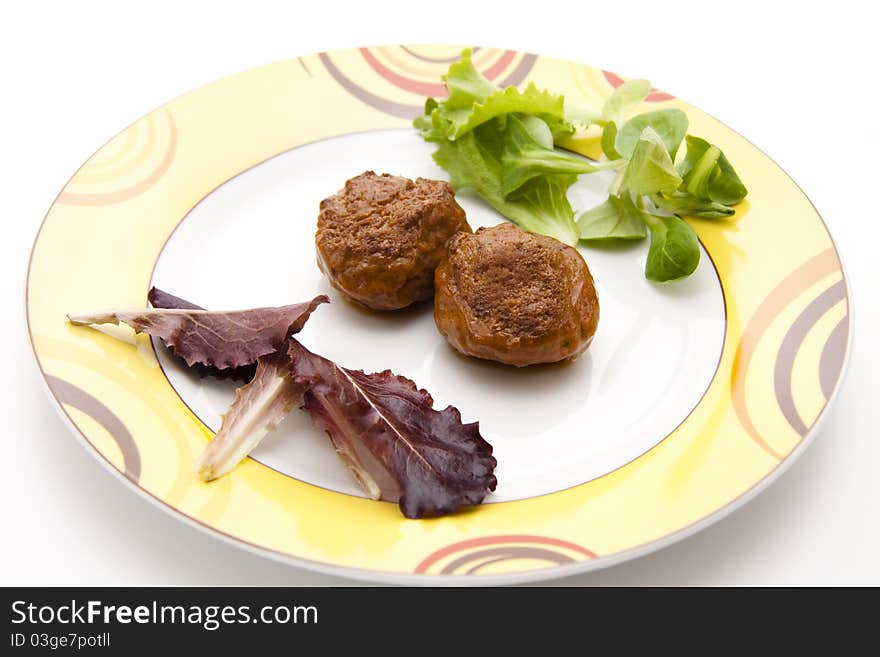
[434,223,600,367]
[316,171,470,310]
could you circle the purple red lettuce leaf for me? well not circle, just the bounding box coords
[68,293,328,372]
[70,289,497,518]
[147,287,202,311]
[148,287,257,381]
[288,339,497,519]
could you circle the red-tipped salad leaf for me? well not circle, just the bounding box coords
[195,340,307,481]
[70,290,496,518]
[288,340,497,519]
[148,287,257,381]
[143,290,311,480]
[68,295,328,371]
[147,287,202,311]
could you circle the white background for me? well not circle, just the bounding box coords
[1,0,877,586]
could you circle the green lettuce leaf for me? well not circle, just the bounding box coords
[443,83,573,141]
[517,113,554,148]
[414,97,447,142]
[677,135,747,205]
[426,49,573,142]
[500,114,623,196]
[503,174,580,245]
[621,127,683,195]
[643,213,701,281]
[432,122,580,245]
[616,109,689,159]
[601,79,651,126]
[652,191,735,218]
[432,122,504,194]
[577,195,647,241]
[601,121,622,159]
[564,103,601,129]
[442,48,498,110]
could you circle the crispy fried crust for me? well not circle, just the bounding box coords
[434,223,599,367]
[316,171,470,310]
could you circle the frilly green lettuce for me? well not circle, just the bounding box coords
[415,49,598,246]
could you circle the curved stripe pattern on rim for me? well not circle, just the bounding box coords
[415,535,596,576]
[45,375,142,482]
[399,45,481,63]
[602,70,675,102]
[732,249,848,460]
[318,46,537,119]
[774,280,847,436]
[56,110,177,206]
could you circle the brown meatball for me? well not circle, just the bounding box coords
[316,171,470,310]
[434,223,599,367]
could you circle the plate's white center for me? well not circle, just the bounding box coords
[152,128,725,502]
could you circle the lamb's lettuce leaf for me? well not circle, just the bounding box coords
[643,212,701,281]
[601,121,622,159]
[615,109,688,160]
[652,190,736,218]
[678,135,748,205]
[577,195,647,241]
[621,127,683,196]
[601,78,651,127]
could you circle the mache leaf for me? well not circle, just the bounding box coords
[577,195,647,241]
[616,109,689,160]
[601,121,622,159]
[678,135,747,205]
[621,127,683,196]
[652,191,735,218]
[68,295,328,371]
[289,340,497,519]
[601,78,651,126]
[644,213,701,281]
